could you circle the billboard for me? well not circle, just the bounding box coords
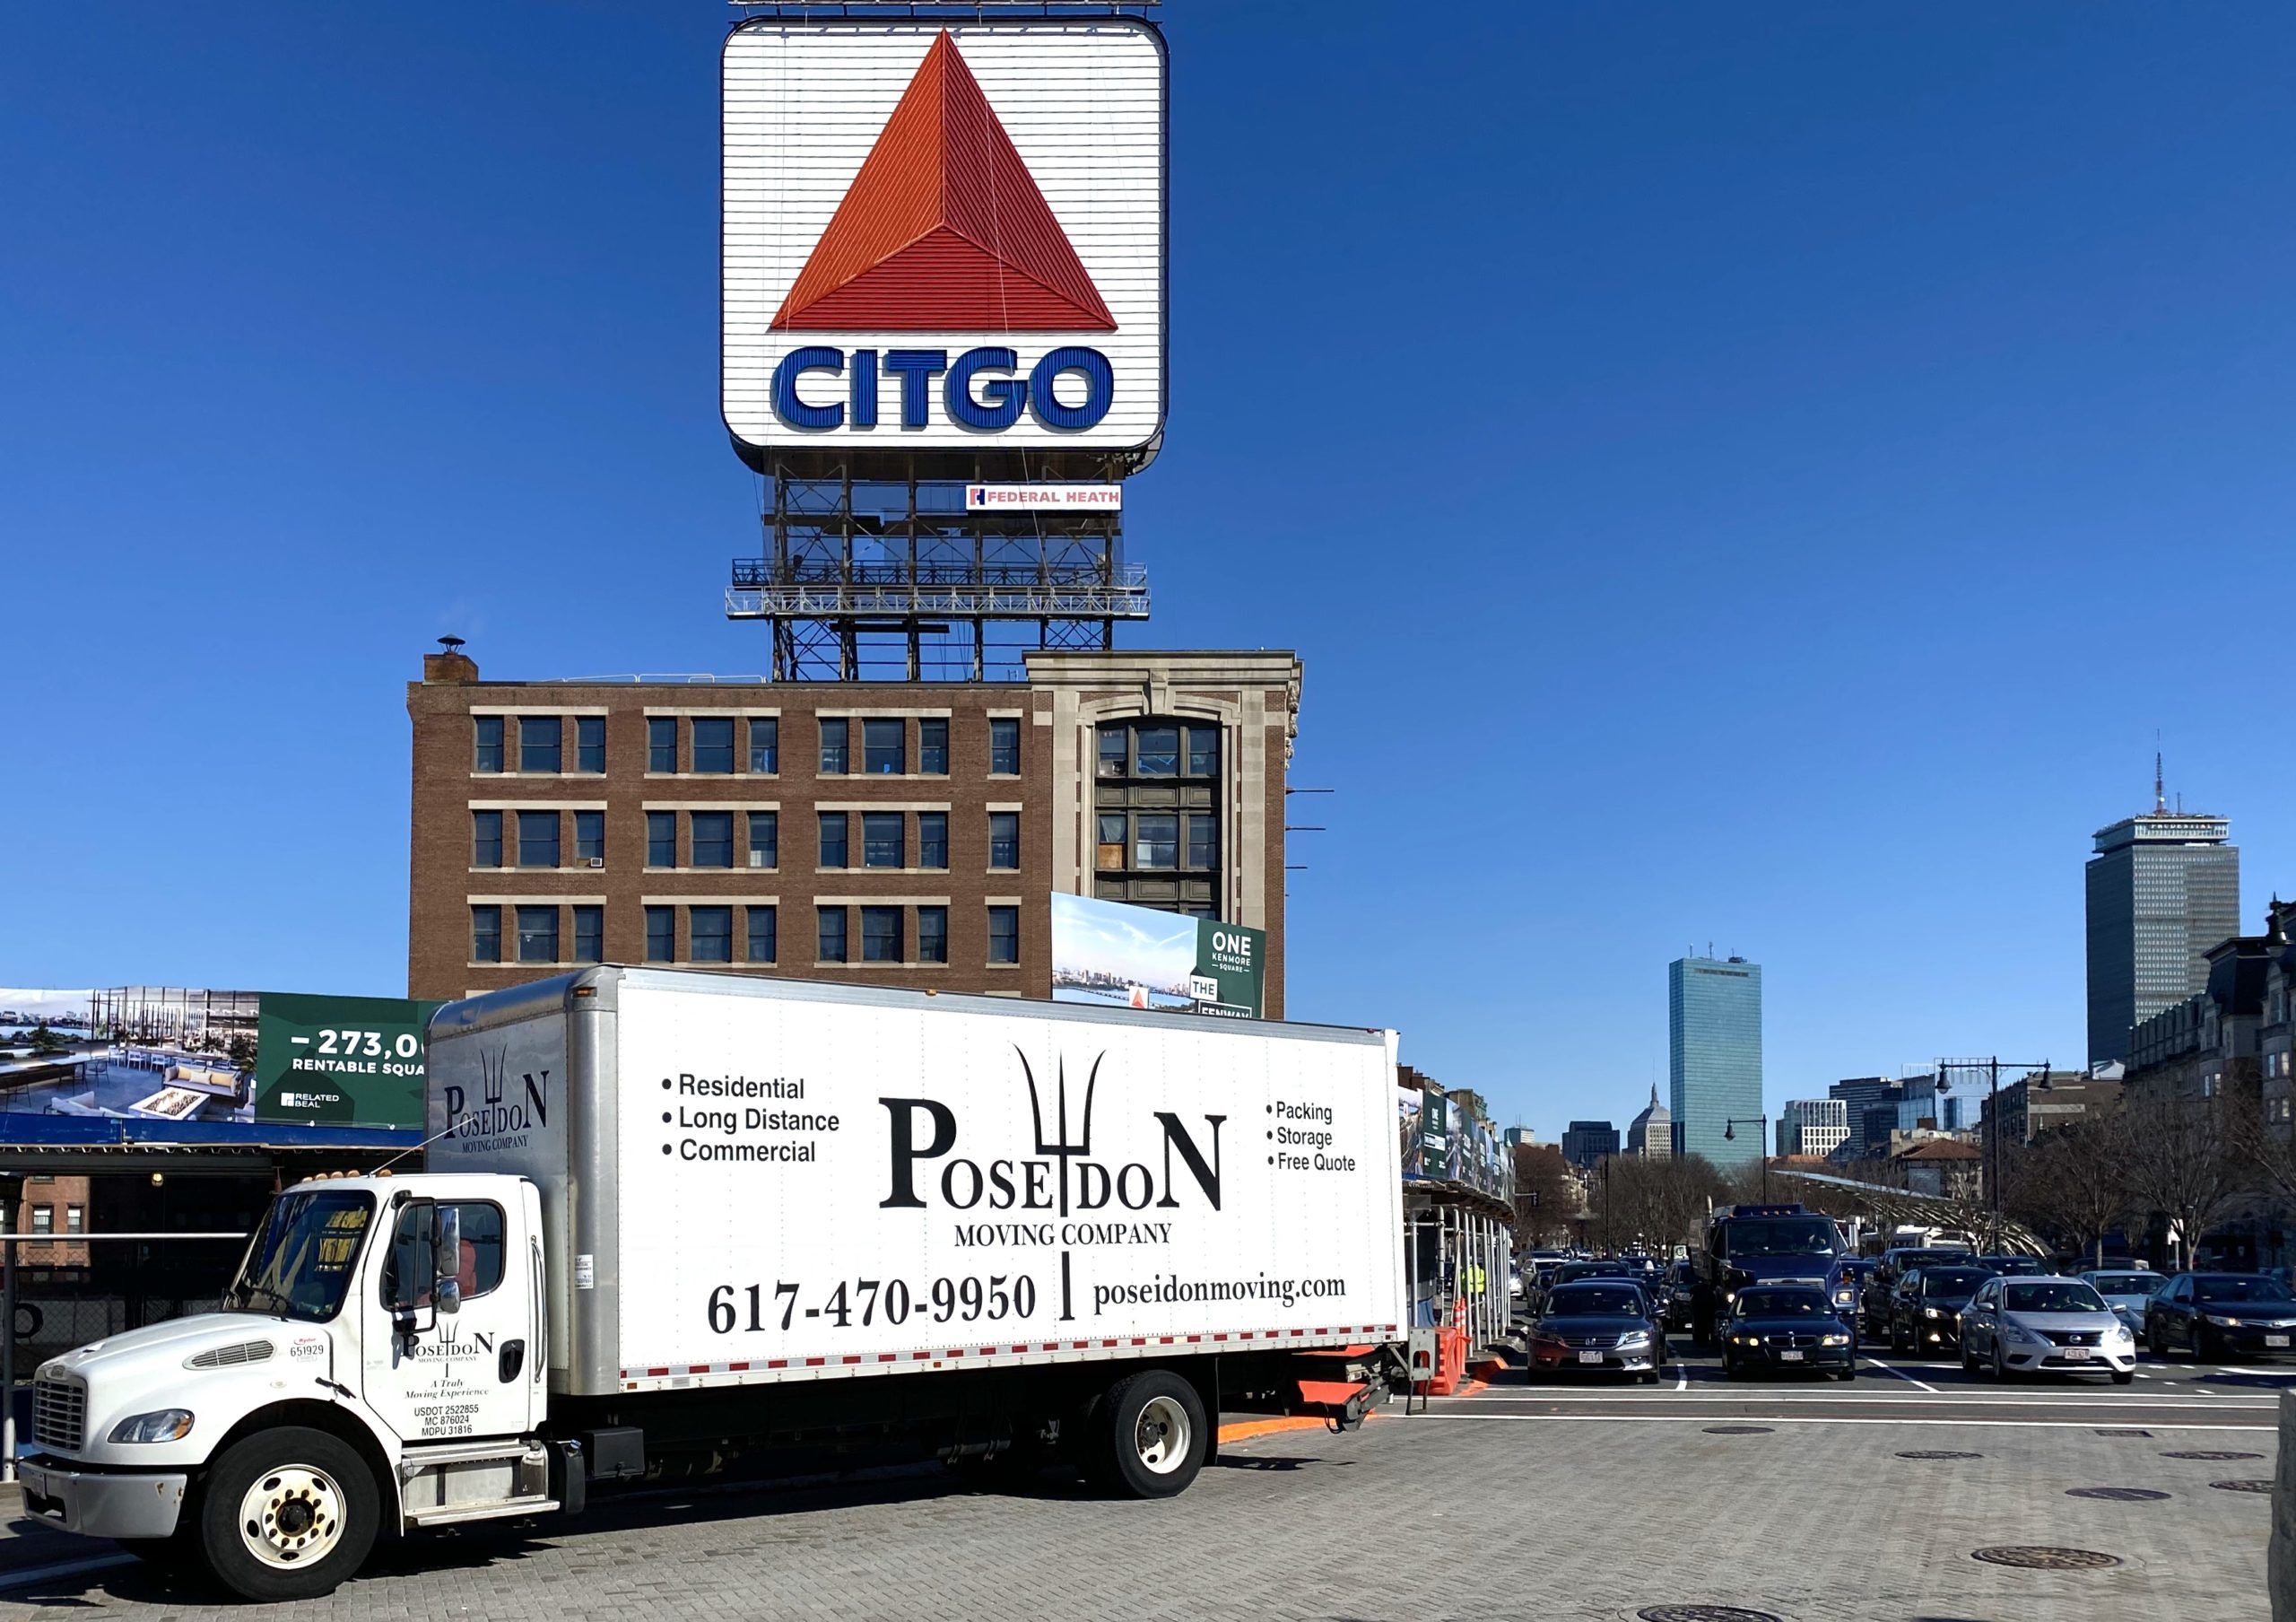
[722,20,1166,458]
[0,987,440,1134]
[1050,893,1264,1020]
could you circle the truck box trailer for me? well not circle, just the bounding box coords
[17,968,1406,1600]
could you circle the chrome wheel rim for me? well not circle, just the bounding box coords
[1134,1394,1191,1475]
[238,1463,344,1569]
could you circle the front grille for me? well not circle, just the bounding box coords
[1762,1332,1823,1348]
[2043,1329,2102,1347]
[33,1373,85,1452]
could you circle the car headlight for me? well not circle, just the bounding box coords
[1923,1306,1943,1320]
[2109,1323,2134,1340]
[2206,1314,2241,1328]
[1722,1290,1736,1305]
[1615,1330,1651,1347]
[1729,1333,1754,1346]
[109,1409,195,1444]
[1821,1332,1850,1347]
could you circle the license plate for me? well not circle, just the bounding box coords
[1577,1350,1604,1365]
[2062,1347,2089,1361]
[2268,1335,2290,1348]
[1779,1349,1804,1362]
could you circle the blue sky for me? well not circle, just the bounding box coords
[5,4,2293,1137]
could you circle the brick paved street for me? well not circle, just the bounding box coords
[1,1358,2274,1621]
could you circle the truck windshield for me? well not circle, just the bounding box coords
[1719,1218,1838,1258]
[222,1190,376,1323]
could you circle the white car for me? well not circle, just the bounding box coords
[2080,1268,2165,1335]
[1960,1275,2137,1383]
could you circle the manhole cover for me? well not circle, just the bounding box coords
[2066,1487,2170,1501]
[2093,1427,2152,1437]
[1971,1547,2122,1571]
[2210,1479,2274,1495]
[1637,1609,1785,1622]
[1701,1425,1774,1435]
[2163,1450,2264,1461]
[1898,1449,1983,1461]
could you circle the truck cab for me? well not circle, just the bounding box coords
[19,1171,556,1601]
[1692,1203,1853,1347]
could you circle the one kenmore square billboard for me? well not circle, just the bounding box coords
[1050,893,1265,1020]
[722,18,1167,461]
[0,987,440,1134]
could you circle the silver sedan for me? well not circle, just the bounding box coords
[1959,1275,2136,1383]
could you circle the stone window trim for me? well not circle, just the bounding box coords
[469,705,611,717]
[467,800,610,811]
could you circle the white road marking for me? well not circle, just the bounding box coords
[1863,1357,1939,1393]
[1403,1413,2275,1433]
[2214,1367,2296,1378]
[1446,1391,2273,1410]
[1674,1367,1687,1391]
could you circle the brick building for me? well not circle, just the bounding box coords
[8,1173,91,1264]
[406,645,1300,1013]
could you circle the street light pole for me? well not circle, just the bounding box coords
[1723,1116,1770,1201]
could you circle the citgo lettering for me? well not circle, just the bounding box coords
[771,345,1114,432]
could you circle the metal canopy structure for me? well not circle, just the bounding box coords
[728,458,1150,681]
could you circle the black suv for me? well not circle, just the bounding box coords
[1888,1264,1994,1356]
[1862,1247,1973,1337]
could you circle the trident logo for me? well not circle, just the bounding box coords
[1016,1047,1102,1218]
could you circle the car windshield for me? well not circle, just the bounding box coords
[1564,1264,1628,1280]
[221,1189,376,1323]
[1982,1257,2044,1274]
[1922,1269,1990,1296]
[2004,1282,2107,1313]
[1547,1286,1643,1317]
[1735,1289,1828,1316]
[2089,1273,2159,1295]
[2195,1276,2296,1304]
[1719,1217,1839,1258]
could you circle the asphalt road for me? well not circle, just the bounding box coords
[0,1338,2279,1619]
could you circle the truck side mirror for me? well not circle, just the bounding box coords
[434,1206,462,1316]
[387,1199,436,1314]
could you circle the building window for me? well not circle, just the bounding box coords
[1134,725,1179,777]
[987,905,1020,965]
[748,717,778,774]
[919,719,949,775]
[648,717,677,773]
[691,906,734,964]
[473,810,504,868]
[918,905,948,964]
[989,812,1020,870]
[864,718,906,774]
[517,810,561,869]
[863,812,904,869]
[1188,728,1219,778]
[1092,719,1223,917]
[517,906,559,964]
[573,905,604,964]
[918,812,948,870]
[861,905,904,964]
[693,718,735,774]
[1133,812,1178,870]
[820,718,849,774]
[645,906,674,964]
[691,812,735,869]
[991,718,1021,776]
[575,811,604,863]
[577,716,605,773]
[65,1205,83,1235]
[647,811,677,868]
[746,905,777,964]
[1097,814,1126,871]
[474,716,504,773]
[471,906,500,964]
[818,906,848,964]
[748,811,778,870]
[30,1206,52,1236]
[1187,814,1217,871]
[1097,728,1126,778]
[518,715,561,773]
[819,812,848,869]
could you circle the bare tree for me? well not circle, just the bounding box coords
[1587,1155,1730,1254]
[2002,1114,2136,1269]
[1510,1144,1578,1249]
[2123,1093,2248,1270]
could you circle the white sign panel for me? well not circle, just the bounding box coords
[722,21,1166,457]
[965,483,1122,510]
[609,987,1397,1375]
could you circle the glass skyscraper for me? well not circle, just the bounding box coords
[1669,955,1762,1171]
[2085,811,2239,1066]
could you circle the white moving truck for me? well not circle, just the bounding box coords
[18,969,1406,1600]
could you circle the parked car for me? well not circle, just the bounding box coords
[1890,1265,1993,1357]
[1720,1286,1857,1381]
[1960,1275,2136,1383]
[1526,1281,1671,1383]
[2147,1273,2296,1362]
[2079,1267,2164,1335]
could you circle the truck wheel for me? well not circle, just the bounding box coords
[197,1426,379,1602]
[1091,1371,1207,1499]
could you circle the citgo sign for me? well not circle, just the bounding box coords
[722,21,1166,456]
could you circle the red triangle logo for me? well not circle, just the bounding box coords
[771,32,1115,333]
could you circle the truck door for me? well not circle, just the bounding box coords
[363,1193,538,1444]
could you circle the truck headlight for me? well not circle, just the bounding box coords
[1833,1288,1854,1305]
[109,1409,195,1444]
